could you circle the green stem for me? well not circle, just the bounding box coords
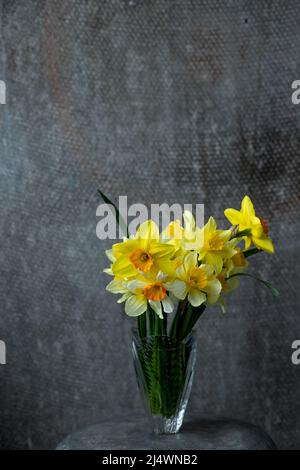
[178,303,193,340]
[243,248,262,258]
[170,299,187,338]
[231,228,252,239]
[147,307,155,336]
[162,312,167,336]
[137,313,146,339]
[178,304,206,340]
[186,304,206,335]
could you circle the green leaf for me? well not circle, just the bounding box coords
[243,248,262,258]
[228,272,279,297]
[97,189,129,238]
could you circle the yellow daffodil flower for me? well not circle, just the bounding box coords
[197,217,237,274]
[111,220,175,279]
[216,248,248,312]
[221,247,248,277]
[217,259,241,297]
[162,211,199,252]
[167,252,222,307]
[161,219,184,253]
[224,195,274,253]
[106,271,174,318]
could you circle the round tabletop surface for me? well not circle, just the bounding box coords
[57,415,276,450]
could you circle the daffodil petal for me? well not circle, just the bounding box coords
[183,252,197,272]
[103,268,114,276]
[105,249,115,262]
[175,264,186,280]
[149,300,163,319]
[149,242,175,258]
[137,220,159,241]
[252,236,274,254]
[206,279,222,304]
[112,256,134,277]
[117,293,131,303]
[106,279,127,293]
[241,195,255,218]
[188,289,206,307]
[244,236,252,250]
[162,296,174,313]
[125,295,147,317]
[183,210,195,228]
[112,239,137,255]
[166,280,187,300]
[205,252,223,274]
[199,263,214,277]
[127,280,145,291]
[218,229,232,241]
[205,216,217,233]
[224,208,242,226]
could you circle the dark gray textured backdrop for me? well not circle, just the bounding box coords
[0,0,299,449]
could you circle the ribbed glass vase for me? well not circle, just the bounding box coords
[132,330,197,434]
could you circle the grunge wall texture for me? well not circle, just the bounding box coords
[0,0,299,449]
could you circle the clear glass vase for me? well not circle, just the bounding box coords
[132,330,197,434]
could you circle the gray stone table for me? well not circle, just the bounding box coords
[56,416,276,450]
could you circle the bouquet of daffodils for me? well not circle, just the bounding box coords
[102,194,277,433]
[104,195,276,341]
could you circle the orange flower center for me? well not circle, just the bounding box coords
[232,249,247,267]
[129,249,154,273]
[188,267,208,289]
[259,217,269,235]
[143,282,167,301]
[207,233,224,251]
